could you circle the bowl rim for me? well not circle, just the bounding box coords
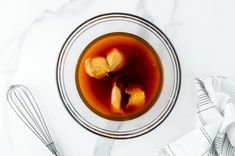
[56,12,181,139]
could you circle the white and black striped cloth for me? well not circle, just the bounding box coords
[156,77,235,156]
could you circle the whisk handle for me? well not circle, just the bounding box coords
[54,152,61,156]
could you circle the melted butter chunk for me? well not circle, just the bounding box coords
[111,83,123,113]
[125,85,145,109]
[85,57,111,79]
[84,48,125,79]
[106,48,125,72]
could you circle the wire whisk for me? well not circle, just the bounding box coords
[7,85,61,156]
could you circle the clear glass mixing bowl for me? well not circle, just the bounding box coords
[56,13,181,139]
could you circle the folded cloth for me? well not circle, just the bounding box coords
[156,76,235,156]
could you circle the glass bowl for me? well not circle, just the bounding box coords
[56,13,181,139]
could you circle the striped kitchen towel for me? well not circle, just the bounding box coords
[156,76,235,156]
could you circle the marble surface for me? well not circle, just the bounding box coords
[1,0,235,156]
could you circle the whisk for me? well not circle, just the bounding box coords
[7,85,61,156]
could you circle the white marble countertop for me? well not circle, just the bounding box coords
[1,0,235,156]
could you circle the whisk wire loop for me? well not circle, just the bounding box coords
[7,85,60,155]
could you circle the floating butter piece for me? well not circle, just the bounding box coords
[85,57,111,79]
[106,48,125,72]
[111,83,123,113]
[125,85,145,108]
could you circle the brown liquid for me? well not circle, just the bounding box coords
[76,32,163,120]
